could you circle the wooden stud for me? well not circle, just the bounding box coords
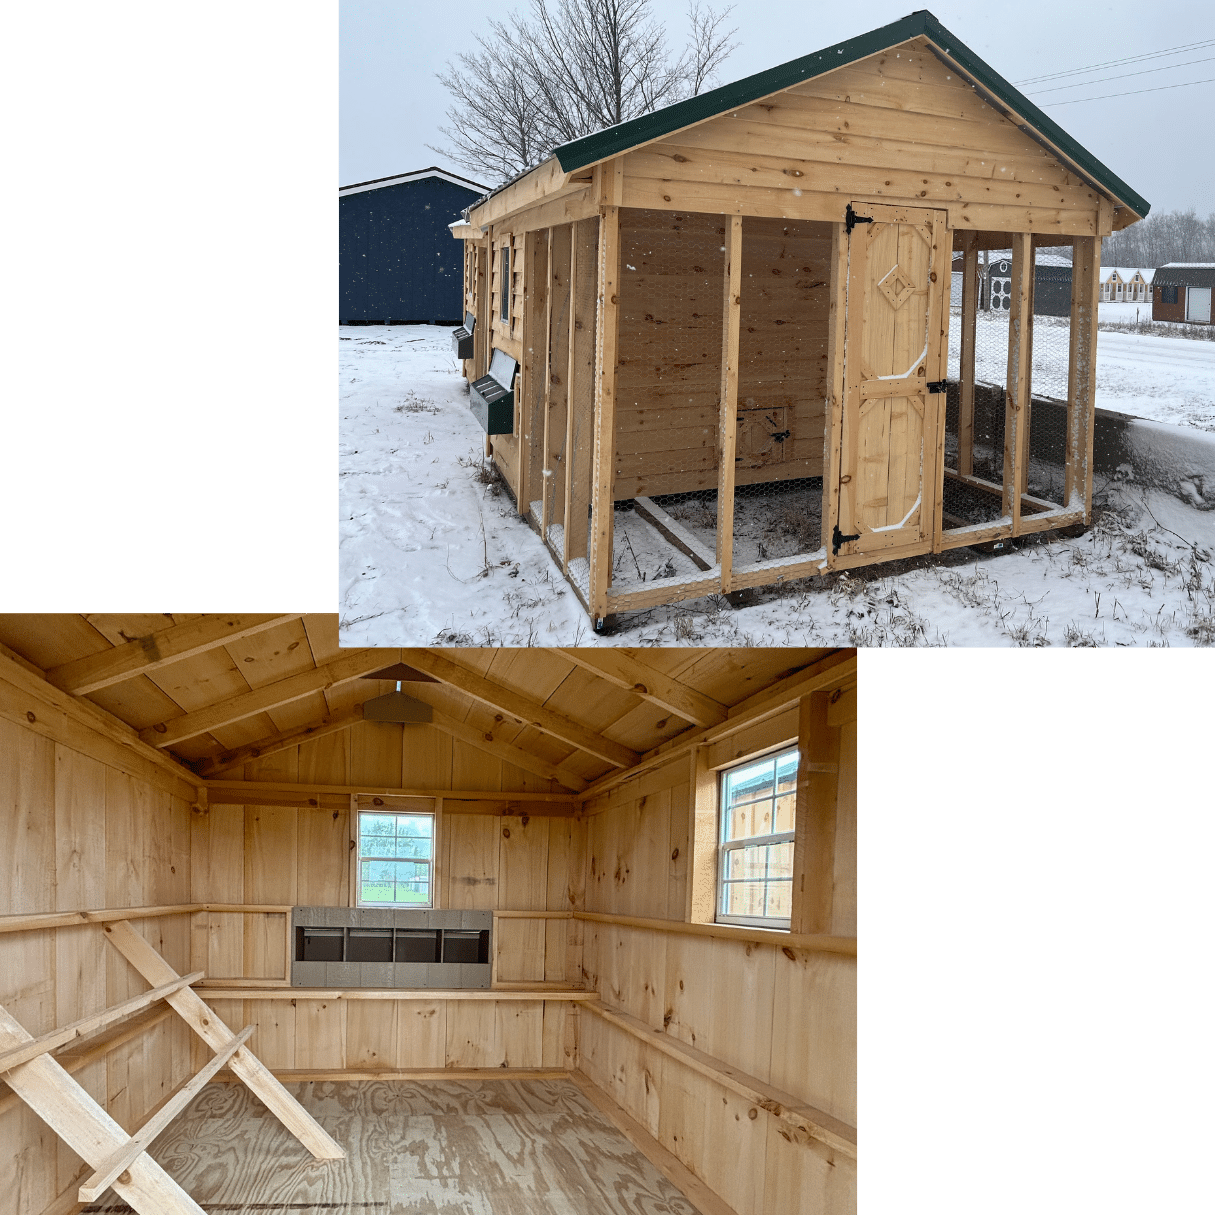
[563,217,598,572]
[588,198,621,624]
[77,1025,255,1203]
[543,225,573,538]
[789,694,840,936]
[194,705,367,778]
[821,219,848,555]
[519,228,549,521]
[687,747,719,925]
[1002,232,1032,533]
[1065,235,1101,518]
[957,231,979,478]
[1020,236,1037,497]
[716,214,743,589]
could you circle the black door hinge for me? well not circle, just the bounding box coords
[927,379,948,393]
[832,523,860,555]
[845,204,873,235]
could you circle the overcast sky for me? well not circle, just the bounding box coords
[342,0,1214,214]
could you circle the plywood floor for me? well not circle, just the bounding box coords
[82,1078,703,1215]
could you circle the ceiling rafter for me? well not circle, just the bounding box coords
[550,648,728,727]
[138,649,396,749]
[45,615,299,696]
[399,649,640,769]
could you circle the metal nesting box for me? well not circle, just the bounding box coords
[470,348,517,435]
[451,311,475,360]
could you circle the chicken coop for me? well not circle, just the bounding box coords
[0,616,857,1215]
[452,8,1149,628]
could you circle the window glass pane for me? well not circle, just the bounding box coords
[726,757,775,806]
[768,841,794,879]
[775,750,798,794]
[724,844,769,881]
[722,881,766,918]
[359,811,434,904]
[765,880,792,920]
[773,792,796,832]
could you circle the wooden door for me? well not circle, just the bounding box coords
[832,203,948,560]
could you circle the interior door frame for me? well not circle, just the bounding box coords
[825,202,950,569]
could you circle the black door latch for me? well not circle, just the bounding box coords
[832,523,860,555]
[845,203,873,235]
[926,380,948,393]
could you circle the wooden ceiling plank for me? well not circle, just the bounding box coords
[399,649,639,769]
[193,707,365,777]
[551,648,728,726]
[426,708,588,792]
[138,649,394,749]
[44,614,299,696]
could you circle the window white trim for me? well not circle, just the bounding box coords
[716,744,797,930]
[353,802,437,909]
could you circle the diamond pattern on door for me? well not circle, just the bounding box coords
[877,263,917,310]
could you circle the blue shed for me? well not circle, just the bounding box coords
[339,166,488,324]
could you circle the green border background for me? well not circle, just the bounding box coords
[860,656,1210,1215]
[5,0,337,607]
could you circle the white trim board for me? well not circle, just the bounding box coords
[340,167,489,197]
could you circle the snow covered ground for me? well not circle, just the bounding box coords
[339,324,1215,647]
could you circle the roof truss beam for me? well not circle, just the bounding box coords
[45,614,299,696]
[400,649,639,769]
[551,649,728,727]
[139,649,394,749]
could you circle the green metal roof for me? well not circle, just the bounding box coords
[552,9,1150,219]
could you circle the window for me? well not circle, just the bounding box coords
[500,245,510,322]
[1162,284,1178,305]
[356,809,435,907]
[717,746,797,928]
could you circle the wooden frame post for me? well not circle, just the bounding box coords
[518,229,549,520]
[1065,235,1101,519]
[716,215,743,589]
[474,235,490,380]
[588,160,623,624]
[544,225,573,539]
[928,213,951,553]
[822,220,848,556]
[564,217,598,574]
[957,231,979,477]
[1002,232,1032,534]
[1020,236,1037,496]
[687,745,718,924]
[790,692,841,936]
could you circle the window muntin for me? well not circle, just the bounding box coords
[717,746,797,928]
[356,810,435,907]
[500,245,510,322]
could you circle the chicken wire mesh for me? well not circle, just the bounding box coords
[944,248,1075,525]
[610,209,725,591]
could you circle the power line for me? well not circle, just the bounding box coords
[1039,75,1215,106]
[1013,37,1215,86]
[1025,54,1215,96]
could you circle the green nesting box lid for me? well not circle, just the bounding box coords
[470,348,517,436]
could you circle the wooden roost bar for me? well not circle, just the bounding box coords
[452,9,1149,628]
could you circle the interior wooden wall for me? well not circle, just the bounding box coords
[578,698,857,1215]
[0,715,195,1215]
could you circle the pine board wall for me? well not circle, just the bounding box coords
[0,715,195,1215]
[191,717,588,1080]
[578,698,857,1215]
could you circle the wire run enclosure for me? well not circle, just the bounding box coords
[453,19,1147,626]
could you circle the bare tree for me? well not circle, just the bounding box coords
[429,0,738,184]
[1096,208,1215,267]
